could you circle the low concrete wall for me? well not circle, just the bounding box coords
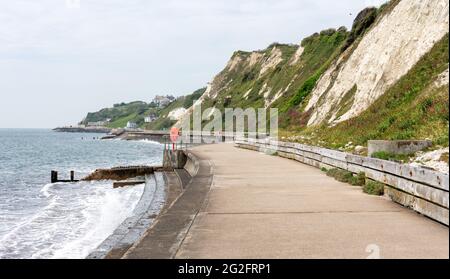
[87,173,166,259]
[235,138,449,225]
[368,140,432,156]
[123,150,214,259]
[163,149,184,169]
[184,152,200,177]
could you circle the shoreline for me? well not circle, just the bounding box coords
[123,150,214,259]
[86,173,166,259]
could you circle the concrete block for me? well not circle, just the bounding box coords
[368,140,432,156]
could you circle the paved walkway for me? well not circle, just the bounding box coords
[175,143,448,259]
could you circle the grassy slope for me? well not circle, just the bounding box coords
[81,88,205,130]
[143,87,206,130]
[194,0,448,150]
[197,29,349,130]
[283,33,449,149]
[278,29,349,128]
[82,101,150,128]
[194,3,386,131]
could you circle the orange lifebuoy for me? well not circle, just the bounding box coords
[170,127,179,142]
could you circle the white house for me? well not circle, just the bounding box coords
[87,121,106,127]
[152,95,175,108]
[126,121,137,129]
[144,114,158,123]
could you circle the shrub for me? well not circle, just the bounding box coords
[288,73,321,107]
[420,98,433,113]
[363,181,385,196]
[341,7,378,51]
[326,168,365,186]
[351,172,366,186]
[371,151,413,162]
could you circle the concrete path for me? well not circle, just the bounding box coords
[175,143,449,259]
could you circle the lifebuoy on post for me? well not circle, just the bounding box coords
[170,127,179,150]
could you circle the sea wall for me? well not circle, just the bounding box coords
[53,127,111,133]
[235,138,449,225]
[123,150,213,259]
[87,173,166,259]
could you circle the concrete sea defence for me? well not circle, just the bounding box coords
[87,173,166,259]
[123,150,213,259]
[82,166,162,181]
[83,146,211,258]
[82,165,169,258]
[166,144,448,259]
[83,140,448,258]
[53,127,112,133]
[235,138,449,225]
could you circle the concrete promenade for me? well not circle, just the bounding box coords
[174,143,448,259]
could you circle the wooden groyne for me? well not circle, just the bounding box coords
[51,170,79,183]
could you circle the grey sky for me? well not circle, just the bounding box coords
[0,0,385,128]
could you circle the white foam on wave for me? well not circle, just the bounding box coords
[137,139,163,145]
[0,181,144,259]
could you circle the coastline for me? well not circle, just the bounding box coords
[76,135,169,259]
[123,150,213,259]
[0,129,167,259]
[87,173,166,259]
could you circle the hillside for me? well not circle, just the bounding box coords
[175,0,449,151]
[144,88,206,130]
[80,88,205,130]
[81,0,449,154]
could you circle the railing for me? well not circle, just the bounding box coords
[162,132,270,151]
[235,138,449,225]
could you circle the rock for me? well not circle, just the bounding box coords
[355,145,367,154]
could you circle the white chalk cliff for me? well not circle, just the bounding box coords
[305,0,449,126]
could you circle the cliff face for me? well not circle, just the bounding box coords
[176,28,349,127]
[305,0,449,126]
[177,0,449,149]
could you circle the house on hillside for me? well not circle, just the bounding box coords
[152,95,174,108]
[87,121,107,127]
[144,113,158,123]
[126,121,137,129]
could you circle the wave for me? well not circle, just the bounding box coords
[0,181,144,259]
[137,139,164,145]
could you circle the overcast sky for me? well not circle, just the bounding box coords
[0,0,386,128]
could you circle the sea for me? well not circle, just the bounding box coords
[0,129,164,259]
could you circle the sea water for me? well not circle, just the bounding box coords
[0,129,163,259]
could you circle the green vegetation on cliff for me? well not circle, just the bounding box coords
[82,101,149,128]
[286,33,449,149]
[144,87,206,130]
[81,88,205,130]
